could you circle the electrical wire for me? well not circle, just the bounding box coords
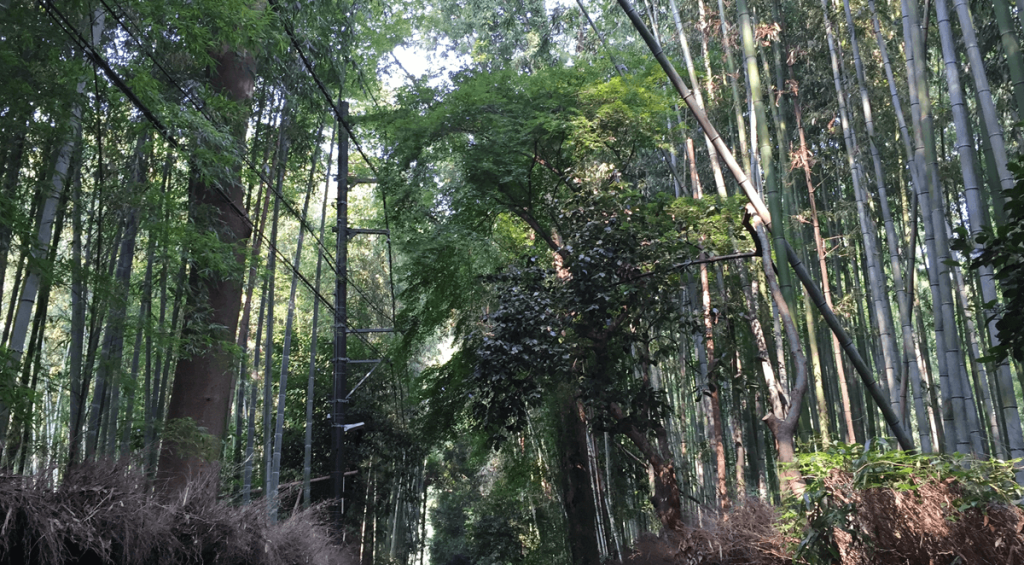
[91,0,341,272]
[39,0,177,147]
[52,0,402,414]
[267,2,401,328]
[43,0,343,316]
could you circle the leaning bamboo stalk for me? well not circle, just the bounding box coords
[791,76,856,443]
[668,0,728,197]
[615,0,915,451]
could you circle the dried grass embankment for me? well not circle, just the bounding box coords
[618,474,1024,565]
[0,464,353,565]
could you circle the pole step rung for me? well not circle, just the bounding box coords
[347,228,390,236]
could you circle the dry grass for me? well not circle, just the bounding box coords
[618,499,793,565]
[0,463,354,565]
[826,469,1024,564]
[617,476,1024,565]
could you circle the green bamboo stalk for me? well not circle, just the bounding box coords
[616,0,915,451]
[820,0,902,426]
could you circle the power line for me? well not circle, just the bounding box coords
[265,4,408,434]
[39,0,177,147]
[93,0,340,271]
[265,0,379,180]
[44,0,344,317]
[268,3,400,326]
[266,4,401,324]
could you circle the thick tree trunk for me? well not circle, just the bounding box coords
[158,48,254,494]
[558,389,602,565]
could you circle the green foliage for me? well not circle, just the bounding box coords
[426,436,564,565]
[788,440,1024,563]
[466,187,693,447]
[164,417,221,462]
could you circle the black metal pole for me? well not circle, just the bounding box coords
[331,101,349,530]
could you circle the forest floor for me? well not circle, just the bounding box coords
[3,463,1024,564]
[0,463,354,565]
[617,473,1024,565]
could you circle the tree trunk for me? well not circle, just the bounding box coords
[158,47,255,494]
[558,389,602,564]
[608,401,683,531]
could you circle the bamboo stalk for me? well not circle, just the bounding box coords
[615,0,915,451]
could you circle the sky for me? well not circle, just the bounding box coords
[381,0,580,92]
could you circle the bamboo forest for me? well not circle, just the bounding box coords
[7,0,1024,562]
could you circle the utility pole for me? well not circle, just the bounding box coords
[332,101,350,532]
[331,102,394,537]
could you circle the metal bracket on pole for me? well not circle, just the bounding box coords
[347,228,390,237]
